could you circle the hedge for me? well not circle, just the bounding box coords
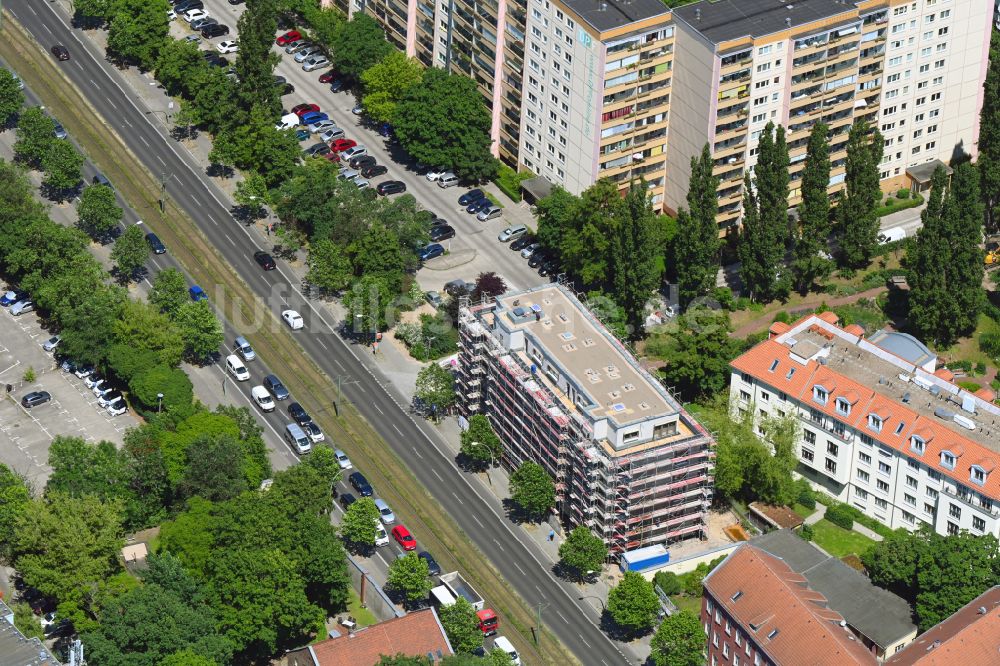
[825,503,857,530]
[494,164,534,202]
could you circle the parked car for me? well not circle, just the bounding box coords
[303,55,330,72]
[182,9,209,23]
[419,244,444,262]
[275,30,302,46]
[294,46,323,63]
[98,391,123,408]
[21,391,51,408]
[352,178,370,190]
[520,242,542,259]
[253,251,276,271]
[375,499,395,524]
[53,122,67,140]
[201,23,230,38]
[216,40,238,54]
[425,169,447,182]
[510,235,536,252]
[418,551,442,576]
[1,290,26,307]
[318,70,339,83]
[341,145,367,161]
[392,525,417,551]
[74,365,95,379]
[466,197,491,214]
[538,258,560,276]
[329,79,345,92]
[42,335,61,352]
[287,402,312,426]
[251,386,275,412]
[282,310,304,330]
[424,291,443,308]
[334,449,353,470]
[349,154,376,169]
[376,180,406,196]
[295,128,310,141]
[304,142,331,157]
[299,111,329,126]
[188,285,207,301]
[10,300,33,316]
[305,422,325,443]
[291,103,320,116]
[443,279,473,296]
[361,164,387,178]
[339,492,357,509]
[498,225,528,242]
[319,127,346,142]
[458,188,485,206]
[437,173,459,188]
[477,205,503,222]
[307,119,336,134]
[107,398,128,417]
[349,471,373,497]
[94,384,117,400]
[528,251,550,268]
[429,225,455,242]
[190,16,217,30]
[330,138,357,153]
[338,168,361,182]
[263,374,290,400]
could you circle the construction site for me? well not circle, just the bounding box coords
[456,283,716,558]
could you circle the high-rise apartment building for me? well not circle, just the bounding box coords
[456,284,715,556]
[332,0,991,230]
[730,311,1000,540]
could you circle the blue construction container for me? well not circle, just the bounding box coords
[620,545,670,572]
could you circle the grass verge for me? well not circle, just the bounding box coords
[0,15,576,665]
[810,519,876,558]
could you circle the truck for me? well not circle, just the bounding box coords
[439,571,484,611]
[432,573,499,635]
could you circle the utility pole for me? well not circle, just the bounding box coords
[159,172,170,212]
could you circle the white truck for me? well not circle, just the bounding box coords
[439,571,485,611]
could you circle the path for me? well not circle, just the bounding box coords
[806,502,883,542]
[730,286,889,338]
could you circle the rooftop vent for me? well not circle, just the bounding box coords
[638,401,650,410]
[978,606,988,615]
[695,7,701,20]
[767,628,780,640]
[563,344,577,352]
[513,306,526,317]
[731,591,744,602]
[583,337,595,347]
[622,383,635,392]
[785,17,792,27]
[560,331,574,341]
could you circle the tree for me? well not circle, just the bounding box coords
[210,104,300,187]
[352,222,406,290]
[73,0,115,22]
[414,362,456,417]
[659,308,740,401]
[13,493,124,623]
[114,299,185,369]
[13,107,55,167]
[0,463,31,563]
[154,39,207,98]
[941,161,986,335]
[59,286,128,366]
[486,649,515,666]
[111,224,150,278]
[174,300,224,361]
[184,68,239,134]
[650,610,705,666]
[333,15,393,79]
[838,119,884,268]
[675,145,720,308]
[438,596,483,655]
[77,184,122,239]
[178,435,249,502]
[158,497,218,577]
[45,437,130,502]
[393,68,498,181]
[470,272,507,303]
[306,238,353,293]
[612,182,661,338]
[234,171,269,215]
[150,267,189,318]
[509,461,555,520]
[460,414,502,468]
[106,0,171,70]
[129,364,194,412]
[343,273,394,335]
[860,528,928,602]
[12,602,44,640]
[41,139,85,193]
[791,123,833,292]
[233,0,281,118]
[361,51,424,124]
[558,526,607,580]
[980,30,1000,232]
[0,69,25,124]
[916,531,1000,630]
[739,122,790,302]
[386,552,433,605]
[607,571,660,635]
[340,497,380,548]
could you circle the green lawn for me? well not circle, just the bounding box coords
[810,519,876,558]
[346,589,378,627]
[792,503,817,519]
[670,594,703,615]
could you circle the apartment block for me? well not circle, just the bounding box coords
[730,311,1000,540]
[702,530,916,665]
[456,284,715,556]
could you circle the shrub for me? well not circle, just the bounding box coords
[734,296,752,311]
[713,287,735,310]
[22,366,36,383]
[975,362,987,376]
[957,380,981,393]
[825,503,857,530]
[654,571,682,596]
[772,311,792,324]
[946,360,973,372]
[979,331,1000,361]
[494,164,533,202]
[799,524,814,541]
[896,188,909,199]
[796,481,816,510]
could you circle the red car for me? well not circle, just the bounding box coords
[392,525,416,551]
[276,30,302,46]
[291,103,320,117]
[318,70,339,84]
[322,151,340,163]
[330,138,357,153]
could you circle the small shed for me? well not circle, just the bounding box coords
[748,502,805,532]
[520,176,554,205]
[906,159,952,193]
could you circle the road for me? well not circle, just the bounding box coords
[5,2,631,663]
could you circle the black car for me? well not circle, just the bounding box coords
[510,235,536,252]
[339,492,357,509]
[201,24,230,38]
[305,142,331,157]
[21,391,51,409]
[443,279,473,297]
[377,180,406,196]
[466,197,490,214]
[458,189,485,206]
[51,45,70,61]
[146,232,166,255]
[539,258,560,276]
[263,374,290,400]
[288,402,312,426]
[429,225,455,242]
[528,251,549,268]
[430,216,448,227]
[418,551,442,576]
[279,82,295,96]
[349,154,376,169]
[349,472,373,497]
[227,0,245,4]
[174,0,203,11]
[361,164,388,178]
[253,251,276,271]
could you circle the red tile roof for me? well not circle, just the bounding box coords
[887,586,1000,665]
[308,609,453,666]
[844,324,866,337]
[704,544,876,665]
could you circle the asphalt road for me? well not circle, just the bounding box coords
[5,3,632,663]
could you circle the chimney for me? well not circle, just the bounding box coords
[695,7,701,20]
[600,0,607,9]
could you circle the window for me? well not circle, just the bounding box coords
[813,386,829,404]
[877,479,890,492]
[904,493,916,506]
[827,442,840,456]
[825,458,837,474]
[931,92,942,101]
[949,503,961,519]
[887,73,901,83]
[754,80,769,90]
[932,75,943,85]
[879,461,892,475]
[761,392,770,402]
[860,434,874,446]
[868,414,884,432]
[941,452,956,469]
[836,398,851,415]
[740,390,751,402]
[756,62,770,73]
[926,141,936,150]
[888,56,902,66]
[920,47,932,57]
[903,511,916,524]
[875,497,888,509]
[934,59,945,69]
[927,488,939,499]
[938,26,948,36]
[972,467,987,485]
[802,448,815,462]
[906,475,918,489]
[752,112,767,123]
[859,451,872,464]
[924,502,935,515]
[971,516,986,532]
[804,430,817,445]
[855,487,869,500]
[947,521,959,535]
[940,9,950,18]
[857,469,870,483]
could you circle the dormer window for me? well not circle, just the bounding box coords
[868,414,883,432]
[971,466,987,486]
[941,451,956,470]
[813,386,829,405]
[835,398,851,415]
[910,436,925,454]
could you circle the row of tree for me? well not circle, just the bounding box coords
[13,106,86,197]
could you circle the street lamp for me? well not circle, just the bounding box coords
[156,392,164,413]
[467,440,497,486]
[578,595,607,613]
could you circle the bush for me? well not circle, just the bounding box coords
[979,331,1000,361]
[896,188,910,199]
[975,362,987,376]
[494,164,533,202]
[946,360,974,373]
[825,503,857,530]
[957,380,981,392]
[796,482,816,510]
[22,366,36,383]
[654,571,682,596]
[713,287,735,310]
[799,524,814,541]
[772,311,792,324]
[875,193,923,217]
[734,296,752,311]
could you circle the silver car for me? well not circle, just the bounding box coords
[375,499,395,524]
[308,119,337,134]
[284,40,309,54]
[294,45,322,63]
[319,127,345,142]
[497,224,528,242]
[303,55,330,72]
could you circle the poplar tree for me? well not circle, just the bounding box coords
[838,119,884,268]
[979,31,1000,232]
[739,122,790,302]
[612,182,661,338]
[676,145,721,308]
[791,123,833,293]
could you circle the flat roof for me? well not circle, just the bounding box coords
[563,0,672,34]
[0,601,61,666]
[492,284,680,427]
[673,0,858,46]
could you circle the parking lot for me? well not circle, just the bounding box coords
[0,299,139,488]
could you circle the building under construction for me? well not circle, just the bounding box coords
[456,284,715,557]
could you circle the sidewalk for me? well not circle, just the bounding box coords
[807,501,884,542]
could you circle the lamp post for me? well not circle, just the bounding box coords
[578,595,607,613]
[156,392,164,413]
[158,172,171,213]
[467,440,497,486]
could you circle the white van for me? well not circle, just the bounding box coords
[225,354,250,381]
[492,636,520,665]
[275,112,299,130]
[284,423,312,454]
[251,385,275,412]
[374,520,390,547]
[234,336,255,361]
